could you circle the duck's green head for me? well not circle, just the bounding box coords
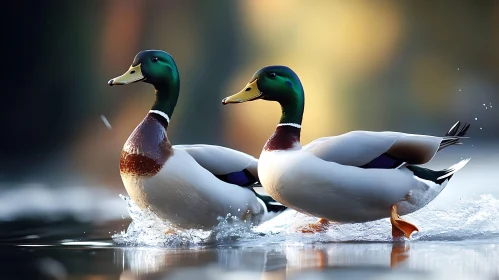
[108,50,179,89]
[222,66,304,106]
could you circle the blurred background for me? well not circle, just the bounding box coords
[1,0,498,236]
[2,1,499,279]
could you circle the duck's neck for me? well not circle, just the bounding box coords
[264,97,304,151]
[149,83,179,128]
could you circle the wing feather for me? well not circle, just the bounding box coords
[303,131,442,168]
[174,144,259,184]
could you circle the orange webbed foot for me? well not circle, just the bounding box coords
[390,205,419,238]
[297,218,330,233]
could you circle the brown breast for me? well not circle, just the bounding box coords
[264,125,301,151]
[120,114,172,176]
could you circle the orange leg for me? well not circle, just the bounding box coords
[298,218,330,233]
[390,205,419,238]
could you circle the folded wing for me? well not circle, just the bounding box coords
[174,144,258,186]
[303,121,469,169]
[304,131,442,168]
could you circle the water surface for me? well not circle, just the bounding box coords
[1,147,498,279]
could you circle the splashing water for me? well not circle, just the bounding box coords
[113,194,499,246]
[112,195,204,246]
[112,195,272,246]
[255,194,499,243]
[100,115,112,129]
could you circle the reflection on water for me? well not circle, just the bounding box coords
[1,237,498,280]
[116,241,499,280]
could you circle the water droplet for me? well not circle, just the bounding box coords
[459,89,462,91]
[121,215,125,219]
[100,115,112,129]
[480,127,483,130]
[237,208,240,212]
[457,68,460,70]
[483,104,486,106]
[475,118,478,120]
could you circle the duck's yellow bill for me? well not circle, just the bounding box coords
[108,64,144,86]
[222,79,262,104]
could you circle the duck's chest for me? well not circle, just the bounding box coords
[258,150,299,199]
[120,114,173,177]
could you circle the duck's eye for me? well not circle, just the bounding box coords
[268,72,277,79]
[152,57,159,63]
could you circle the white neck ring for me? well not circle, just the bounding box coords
[149,110,170,123]
[277,123,301,128]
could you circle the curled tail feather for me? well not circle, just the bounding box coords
[436,158,470,181]
[439,121,470,151]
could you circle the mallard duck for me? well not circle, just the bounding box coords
[222,65,470,238]
[108,50,285,230]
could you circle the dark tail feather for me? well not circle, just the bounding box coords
[439,121,470,151]
[249,184,287,213]
[445,121,470,137]
[407,158,470,185]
